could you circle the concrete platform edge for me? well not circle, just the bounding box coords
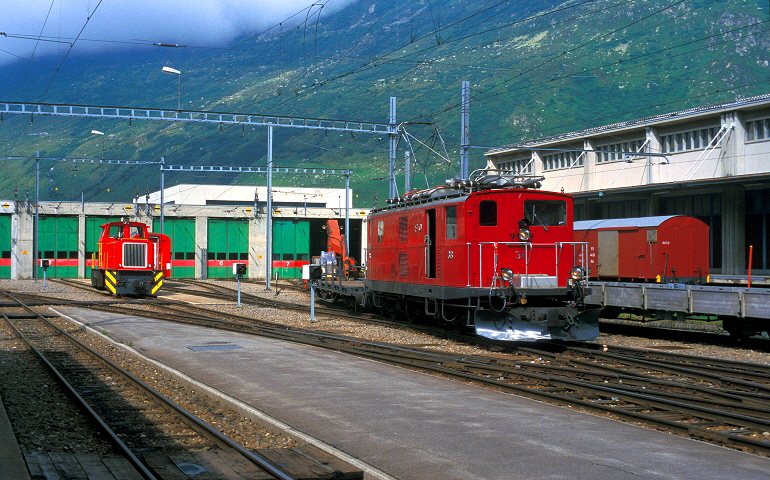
[0,393,31,480]
[52,307,396,480]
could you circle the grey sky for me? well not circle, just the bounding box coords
[1,0,351,66]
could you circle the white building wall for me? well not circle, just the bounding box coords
[485,94,770,275]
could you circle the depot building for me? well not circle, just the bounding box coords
[485,93,770,278]
[2,185,367,280]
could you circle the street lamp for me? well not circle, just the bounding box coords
[91,129,105,159]
[162,66,181,110]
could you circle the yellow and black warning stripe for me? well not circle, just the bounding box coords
[151,271,164,295]
[104,270,118,295]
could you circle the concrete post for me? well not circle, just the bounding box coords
[582,138,595,192]
[721,185,746,275]
[78,214,86,279]
[14,208,34,279]
[250,215,267,281]
[195,216,208,280]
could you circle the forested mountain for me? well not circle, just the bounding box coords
[1,0,767,206]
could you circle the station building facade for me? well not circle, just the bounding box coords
[1,185,367,280]
[485,93,770,277]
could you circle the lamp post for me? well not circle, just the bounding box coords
[90,129,105,159]
[162,66,181,110]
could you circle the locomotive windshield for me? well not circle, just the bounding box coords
[524,200,567,226]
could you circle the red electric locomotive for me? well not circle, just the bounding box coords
[363,172,600,341]
[91,221,171,295]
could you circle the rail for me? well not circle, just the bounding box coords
[1,290,294,480]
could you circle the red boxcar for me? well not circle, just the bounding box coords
[573,215,709,283]
[91,221,171,295]
[363,174,600,341]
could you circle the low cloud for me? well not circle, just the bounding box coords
[1,0,352,66]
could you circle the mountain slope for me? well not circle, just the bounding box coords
[0,0,768,205]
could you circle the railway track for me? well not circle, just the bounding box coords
[44,278,770,454]
[0,290,294,480]
[173,279,770,352]
[51,277,770,350]
[52,288,770,457]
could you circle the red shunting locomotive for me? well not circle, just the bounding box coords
[364,172,600,341]
[91,221,171,295]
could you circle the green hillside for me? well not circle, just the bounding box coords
[1,0,768,206]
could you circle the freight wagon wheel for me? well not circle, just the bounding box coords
[600,306,622,320]
[722,317,754,341]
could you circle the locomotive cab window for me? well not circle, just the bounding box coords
[445,206,457,239]
[377,220,384,243]
[479,200,497,226]
[524,200,567,226]
[128,226,145,238]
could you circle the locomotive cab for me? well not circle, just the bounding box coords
[91,221,171,295]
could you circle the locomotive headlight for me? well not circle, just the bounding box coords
[569,266,585,281]
[501,268,513,282]
[517,228,531,242]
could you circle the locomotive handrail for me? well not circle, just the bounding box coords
[478,241,532,288]
[554,242,589,283]
[477,241,588,289]
[466,242,472,288]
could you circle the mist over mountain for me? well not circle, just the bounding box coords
[1,0,768,206]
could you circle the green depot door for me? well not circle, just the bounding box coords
[273,220,310,278]
[38,216,78,278]
[85,216,123,277]
[0,215,10,278]
[154,218,195,278]
[207,219,248,278]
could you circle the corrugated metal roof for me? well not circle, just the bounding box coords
[574,215,680,230]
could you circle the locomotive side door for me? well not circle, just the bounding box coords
[425,209,437,278]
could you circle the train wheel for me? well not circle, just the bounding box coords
[344,296,357,310]
[386,297,408,321]
[723,317,754,341]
